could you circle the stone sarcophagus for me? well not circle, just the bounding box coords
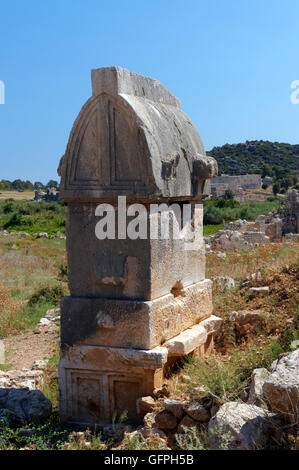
[58,66,219,427]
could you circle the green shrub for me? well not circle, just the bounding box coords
[28,284,66,306]
[0,300,54,337]
[3,202,14,214]
[203,197,283,227]
[0,200,67,235]
[4,212,22,228]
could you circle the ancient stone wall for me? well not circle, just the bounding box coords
[34,187,59,202]
[205,190,299,253]
[211,174,262,198]
[278,189,299,235]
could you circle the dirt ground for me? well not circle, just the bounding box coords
[2,324,59,369]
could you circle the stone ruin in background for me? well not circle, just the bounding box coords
[210,174,262,199]
[205,189,299,253]
[33,187,60,202]
[278,188,299,234]
[57,66,221,427]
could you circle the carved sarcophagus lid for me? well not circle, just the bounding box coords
[58,66,217,202]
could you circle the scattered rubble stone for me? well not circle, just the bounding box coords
[230,310,268,337]
[38,308,61,327]
[290,340,299,350]
[18,232,30,238]
[192,385,208,395]
[183,402,210,422]
[240,271,262,288]
[177,415,197,433]
[136,396,156,415]
[38,232,49,239]
[180,374,191,383]
[208,401,280,450]
[38,318,52,326]
[31,360,48,370]
[163,399,185,419]
[0,369,44,390]
[154,410,177,430]
[0,388,52,426]
[103,424,133,441]
[263,349,299,422]
[143,412,156,428]
[205,190,299,253]
[284,233,299,243]
[212,276,235,292]
[248,286,269,296]
[153,384,170,398]
[248,368,270,406]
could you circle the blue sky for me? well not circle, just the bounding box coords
[0,0,298,183]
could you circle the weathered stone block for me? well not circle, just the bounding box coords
[66,202,206,301]
[163,324,207,356]
[60,279,213,349]
[183,402,210,422]
[163,399,185,419]
[263,350,299,421]
[136,396,156,416]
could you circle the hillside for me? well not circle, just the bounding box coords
[207,140,299,175]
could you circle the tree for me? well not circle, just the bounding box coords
[272,181,281,195]
[11,179,24,190]
[46,180,58,189]
[34,182,44,190]
[223,189,235,200]
[280,175,294,191]
[260,163,273,178]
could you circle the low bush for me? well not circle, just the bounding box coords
[179,339,287,407]
[203,197,283,226]
[28,284,66,306]
[0,200,67,236]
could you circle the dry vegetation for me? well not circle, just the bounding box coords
[167,240,299,408]
[0,234,67,337]
[0,191,34,201]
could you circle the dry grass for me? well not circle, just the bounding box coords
[0,234,66,300]
[0,191,34,201]
[0,233,67,337]
[209,243,299,324]
[206,241,299,281]
[0,285,22,334]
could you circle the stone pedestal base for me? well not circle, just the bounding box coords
[59,282,221,427]
[59,344,167,427]
[59,314,223,427]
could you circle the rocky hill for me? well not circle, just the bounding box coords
[207,140,299,175]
